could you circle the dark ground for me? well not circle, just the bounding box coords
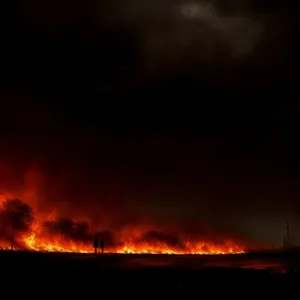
[1,251,300,296]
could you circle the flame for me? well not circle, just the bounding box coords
[0,220,244,255]
[0,235,245,255]
[0,196,245,255]
[114,241,243,255]
[17,233,244,255]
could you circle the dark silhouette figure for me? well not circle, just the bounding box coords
[93,238,99,254]
[100,240,104,254]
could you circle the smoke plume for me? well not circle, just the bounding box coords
[44,218,91,243]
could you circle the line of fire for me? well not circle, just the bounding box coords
[0,197,297,255]
[0,197,244,254]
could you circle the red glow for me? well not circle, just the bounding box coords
[0,219,244,255]
[0,194,245,255]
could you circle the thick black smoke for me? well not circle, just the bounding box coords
[43,217,116,247]
[43,218,91,242]
[0,197,253,250]
[43,218,184,248]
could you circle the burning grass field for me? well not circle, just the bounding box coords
[1,250,300,297]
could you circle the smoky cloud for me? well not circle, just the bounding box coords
[179,2,262,57]
[44,218,91,242]
[141,231,182,247]
[6,0,296,98]
[0,198,244,250]
[43,218,115,247]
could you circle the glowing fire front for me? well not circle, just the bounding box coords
[0,198,245,255]
[0,228,244,255]
[19,235,244,255]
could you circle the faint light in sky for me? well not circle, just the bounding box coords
[180,2,216,21]
[179,2,263,57]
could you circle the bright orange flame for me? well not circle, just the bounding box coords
[0,196,245,255]
[0,219,245,255]
[18,233,244,255]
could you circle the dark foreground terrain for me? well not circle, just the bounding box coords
[1,251,300,297]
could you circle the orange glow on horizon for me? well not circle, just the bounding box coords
[21,234,245,255]
[0,222,245,255]
[0,196,245,255]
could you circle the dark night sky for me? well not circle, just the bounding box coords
[0,0,299,246]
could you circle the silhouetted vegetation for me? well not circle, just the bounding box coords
[0,198,34,250]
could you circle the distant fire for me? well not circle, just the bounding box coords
[0,222,244,255]
[0,197,245,255]
[21,232,244,255]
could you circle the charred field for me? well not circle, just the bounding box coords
[1,251,300,296]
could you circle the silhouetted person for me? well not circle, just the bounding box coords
[93,238,99,254]
[100,240,104,254]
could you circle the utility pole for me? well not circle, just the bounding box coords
[283,221,290,248]
[286,221,290,247]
